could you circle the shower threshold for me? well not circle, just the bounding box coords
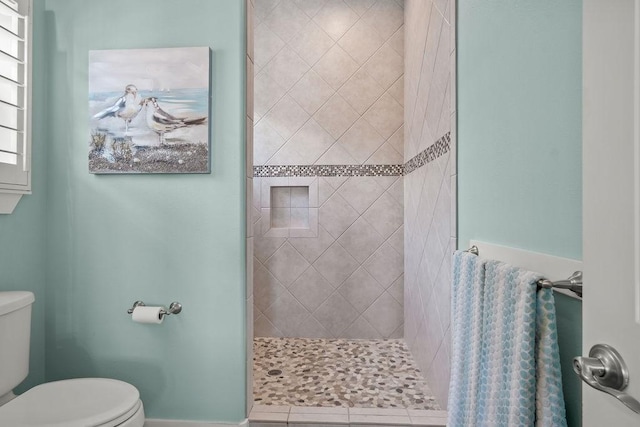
[250,337,447,426]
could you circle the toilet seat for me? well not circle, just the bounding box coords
[0,378,144,427]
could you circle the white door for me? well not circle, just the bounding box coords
[583,0,640,425]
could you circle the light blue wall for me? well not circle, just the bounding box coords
[0,2,49,392]
[37,0,247,422]
[0,193,46,394]
[0,195,46,393]
[457,1,582,426]
[0,163,47,394]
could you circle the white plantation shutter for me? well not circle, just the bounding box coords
[0,0,29,190]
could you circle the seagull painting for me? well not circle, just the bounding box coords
[89,47,211,174]
[141,97,207,144]
[92,84,142,133]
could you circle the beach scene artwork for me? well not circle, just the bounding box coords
[89,47,210,174]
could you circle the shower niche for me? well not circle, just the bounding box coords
[260,178,319,238]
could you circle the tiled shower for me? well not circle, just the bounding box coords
[247,0,455,413]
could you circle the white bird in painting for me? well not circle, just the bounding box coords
[141,97,207,144]
[93,84,142,133]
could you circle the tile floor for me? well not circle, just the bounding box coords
[249,404,448,427]
[253,337,440,410]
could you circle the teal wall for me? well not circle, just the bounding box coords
[0,193,46,394]
[457,1,582,426]
[37,0,247,422]
[0,1,49,392]
[0,187,46,394]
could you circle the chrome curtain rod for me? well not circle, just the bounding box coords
[464,245,583,297]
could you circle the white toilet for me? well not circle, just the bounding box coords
[0,291,145,426]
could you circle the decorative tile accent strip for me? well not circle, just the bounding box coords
[403,132,451,175]
[252,132,451,178]
[254,163,404,178]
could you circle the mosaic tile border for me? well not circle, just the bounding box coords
[253,132,451,178]
[253,163,404,178]
[403,132,451,175]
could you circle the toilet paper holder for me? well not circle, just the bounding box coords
[127,301,183,318]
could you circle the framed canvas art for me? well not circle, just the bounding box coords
[88,47,211,174]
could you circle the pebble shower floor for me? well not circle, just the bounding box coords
[253,337,440,410]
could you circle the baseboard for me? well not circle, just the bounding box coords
[144,419,249,427]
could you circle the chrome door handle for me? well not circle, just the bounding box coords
[573,344,640,414]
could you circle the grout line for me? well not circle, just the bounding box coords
[406,1,436,145]
[432,0,448,21]
[430,76,451,147]
[254,174,407,337]
[344,0,376,18]
[255,313,284,338]
[254,5,405,169]
[340,311,379,339]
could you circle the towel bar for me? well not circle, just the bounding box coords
[537,271,583,297]
[465,245,583,297]
[465,245,479,256]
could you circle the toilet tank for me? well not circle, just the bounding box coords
[0,292,34,399]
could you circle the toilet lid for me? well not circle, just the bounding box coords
[0,378,141,427]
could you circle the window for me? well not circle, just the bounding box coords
[0,0,30,214]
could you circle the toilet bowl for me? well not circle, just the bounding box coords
[0,378,144,426]
[0,292,145,426]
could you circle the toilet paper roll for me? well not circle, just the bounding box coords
[131,306,164,324]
